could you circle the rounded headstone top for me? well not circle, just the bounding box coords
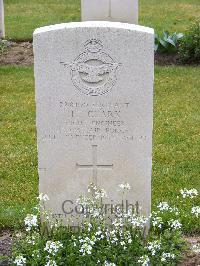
[33,21,154,36]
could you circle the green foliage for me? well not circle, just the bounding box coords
[11,183,190,266]
[179,19,200,64]
[0,67,38,230]
[139,0,200,36]
[153,66,200,235]
[155,31,184,53]
[4,0,81,41]
[0,39,8,54]
[152,188,200,234]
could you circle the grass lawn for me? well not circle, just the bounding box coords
[0,66,199,233]
[0,67,37,229]
[4,0,200,41]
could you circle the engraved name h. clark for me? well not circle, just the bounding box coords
[61,39,121,97]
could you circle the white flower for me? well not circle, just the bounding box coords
[94,188,107,199]
[80,243,92,255]
[156,203,179,214]
[151,216,163,228]
[45,260,57,266]
[92,209,99,217]
[157,202,170,211]
[138,255,150,266]
[114,206,123,217]
[129,215,148,228]
[124,231,131,240]
[87,222,92,232]
[113,218,124,228]
[44,241,63,255]
[161,252,175,262]
[95,230,102,236]
[32,250,40,259]
[27,235,36,245]
[37,193,49,202]
[16,233,22,238]
[104,261,116,266]
[14,255,26,266]
[180,188,198,199]
[168,219,182,230]
[128,238,132,244]
[120,241,126,246]
[87,183,107,199]
[147,240,161,256]
[191,206,200,217]
[95,229,104,240]
[50,220,60,229]
[24,214,38,231]
[191,243,200,254]
[118,182,131,191]
[88,182,97,192]
[79,236,96,255]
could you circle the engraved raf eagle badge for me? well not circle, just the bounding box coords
[60,39,121,96]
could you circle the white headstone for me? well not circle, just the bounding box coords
[33,21,154,224]
[0,0,5,38]
[81,0,138,24]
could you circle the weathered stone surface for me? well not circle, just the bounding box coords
[33,21,154,224]
[0,0,5,38]
[81,0,138,24]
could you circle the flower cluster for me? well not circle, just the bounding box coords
[137,255,150,265]
[161,252,175,262]
[77,183,108,219]
[14,255,26,266]
[157,202,170,211]
[180,188,198,199]
[44,241,63,255]
[127,214,148,228]
[45,259,57,266]
[26,234,38,245]
[168,219,182,230]
[156,202,180,216]
[151,215,163,228]
[32,250,40,260]
[37,193,49,202]
[106,228,131,249]
[147,240,161,256]
[104,261,116,266]
[13,183,194,265]
[191,206,200,217]
[24,214,38,231]
[88,182,107,199]
[79,236,96,255]
[95,227,105,241]
[118,182,131,191]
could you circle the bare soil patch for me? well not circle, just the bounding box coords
[178,236,200,266]
[0,42,33,66]
[155,52,181,66]
[0,230,12,265]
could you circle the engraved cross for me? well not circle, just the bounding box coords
[76,145,113,184]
